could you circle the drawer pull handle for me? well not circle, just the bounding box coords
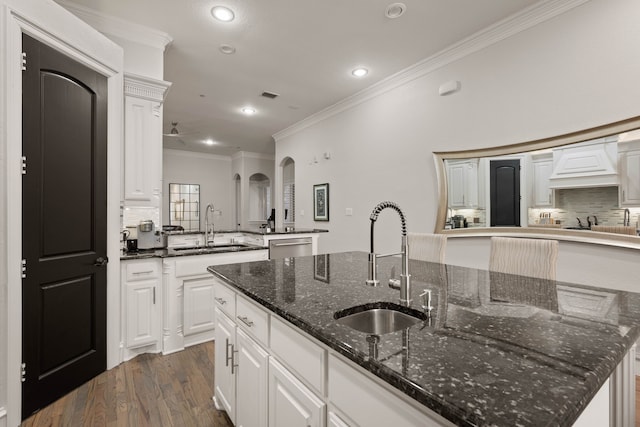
[237,316,254,327]
[132,270,154,275]
[271,242,312,247]
[214,297,227,305]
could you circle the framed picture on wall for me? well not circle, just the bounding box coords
[313,183,329,221]
[314,254,330,283]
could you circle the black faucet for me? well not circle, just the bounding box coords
[577,217,585,229]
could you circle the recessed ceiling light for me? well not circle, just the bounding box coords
[204,139,215,145]
[211,6,235,22]
[241,107,256,115]
[219,44,236,54]
[352,68,368,78]
[385,3,406,19]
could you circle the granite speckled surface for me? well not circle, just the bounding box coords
[163,228,328,236]
[207,251,640,427]
[120,244,267,260]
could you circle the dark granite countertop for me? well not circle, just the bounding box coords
[207,251,640,427]
[163,228,328,236]
[120,244,267,260]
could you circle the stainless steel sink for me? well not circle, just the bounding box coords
[334,302,427,335]
[173,244,248,252]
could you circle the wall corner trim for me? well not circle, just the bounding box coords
[272,0,589,142]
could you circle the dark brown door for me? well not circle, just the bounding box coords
[490,159,521,227]
[21,34,108,418]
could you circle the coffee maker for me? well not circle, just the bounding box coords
[137,220,166,249]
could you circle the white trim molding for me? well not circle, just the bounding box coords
[273,0,589,142]
[164,148,232,162]
[55,0,173,51]
[124,73,171,103]
[231,151,275,161]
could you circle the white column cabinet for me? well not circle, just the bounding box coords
[618,140,640,207]
[269,358,325,427]
[122,74,171,208]
[531,155,554,207]
[121,259,162,361]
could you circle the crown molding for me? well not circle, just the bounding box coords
[232,151,275,161]
[56,0,173,50]
[273,0,589,142]
[124,73,172,102]
[164,148,232,162]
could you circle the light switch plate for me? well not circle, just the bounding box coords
[345,208,353,216]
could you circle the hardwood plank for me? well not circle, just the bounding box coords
[21,342,232,427]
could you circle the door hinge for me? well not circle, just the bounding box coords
[21,156,27,175]
[21,363,26,382]
[21,52,26,71]
[21,259,27,279]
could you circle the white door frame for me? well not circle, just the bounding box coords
[0,1,123,424]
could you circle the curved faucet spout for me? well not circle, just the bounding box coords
[369,201,407,253]
[367,201,411,306]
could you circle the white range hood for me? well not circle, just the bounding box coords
[548,138,618,189]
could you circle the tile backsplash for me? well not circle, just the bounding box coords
[122,206,160,229]
[529,186,639,228]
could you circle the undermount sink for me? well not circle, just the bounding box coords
[173,244,249,252]
[334,302,427,335]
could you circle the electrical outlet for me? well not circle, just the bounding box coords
[345,208,353,216]
[300,209,305,216]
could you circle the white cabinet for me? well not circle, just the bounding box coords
[269,358,325,427]
[122,74,171,208]
[236,328,269,427]
[214,287,270,427]
[121,259,162,360]
[184,276,216,337]
[162,249,268,354]
[531,155,554,207]
[446,159,479,208]
[618,140,640,207]
[214,307,237,424]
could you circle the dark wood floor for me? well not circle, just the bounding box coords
[19,343,640,426]
[21,342,232,427]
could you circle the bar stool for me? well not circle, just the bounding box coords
[407,233,447,263]
[489,236,558,280]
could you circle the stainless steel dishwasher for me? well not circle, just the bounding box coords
[269,237,313,259]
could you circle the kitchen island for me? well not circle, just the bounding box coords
[208,252,639,426]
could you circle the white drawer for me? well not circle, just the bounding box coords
[236,295,269,346]
[270,316,326,395]
[214,282,236,318]
[125,260,159,282]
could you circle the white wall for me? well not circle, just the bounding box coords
[163,149,233,230]
[275,0,640,290]
[231,152,275,230]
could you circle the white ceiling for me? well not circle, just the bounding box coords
[61,0,540,156]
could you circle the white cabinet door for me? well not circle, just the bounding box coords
[619,149,640,206]
[214,307,237,423]
[532,158,554,207]
[183,276,216,336]
[125,279,159,348]
[447,160,478,208]
[236,328,269,427]
[123,95,161,203]
[269,358,325,427]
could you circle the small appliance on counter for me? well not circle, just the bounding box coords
[451,215,468,228]
[137,220,167,249]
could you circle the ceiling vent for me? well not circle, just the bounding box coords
[261,91,279,99]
